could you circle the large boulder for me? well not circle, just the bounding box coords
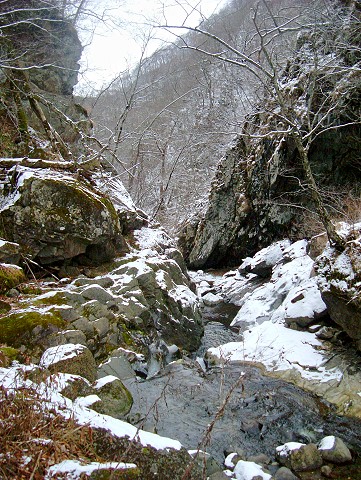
[315,226,361,351]
[0,167,127,265]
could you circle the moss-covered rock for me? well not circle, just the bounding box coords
[0,263,26,293]
[0,168,128,266]
[39,343,97,382]
[0,309,65,346]
[93,375,133,419]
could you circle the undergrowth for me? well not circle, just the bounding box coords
[0,385,98,479]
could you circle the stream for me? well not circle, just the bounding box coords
[124,296,361,472]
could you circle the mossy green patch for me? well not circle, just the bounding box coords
[0,265,26,293]
[0,346,19,361]
[0,310,65,346]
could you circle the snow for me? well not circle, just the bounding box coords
[318,436,336,451]
[94,375,119,389]
[276,442,305,457]
[230,255,314,327]
[39,344,87,368]
[225,452,238,468]
[0,363,183,452]
[207,321,342,383]
[133,227,174,250]
[202,292,223,306]
[74,395,101,407]
[45,460,137,479]
[233,460,271,480]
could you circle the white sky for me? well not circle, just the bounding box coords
[76,0,228,92]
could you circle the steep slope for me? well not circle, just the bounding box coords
[179,1,361,268]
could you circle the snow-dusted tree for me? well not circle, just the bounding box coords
[160,0,360,247]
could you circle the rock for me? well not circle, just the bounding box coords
[318,436,352,464]
[202,292,223,306]
[63,329,87,345]
[81,285,114,304]
[274,466,300,480]
[247,454,270,466]
[39,343,97,382]
[189,450,222,476]
[92,375,133,419]
[58,374,94,401]
[0,239,21,264]
[98,355,136,381]
[320,465,333,477]
[239,240,291,278]
[0,263,26,293]
[208,472,230,480]
[275,442,323,472]
[0,167,127,266]
[233,460,272,479]
[283,278,327,328]
[315,235,361,351]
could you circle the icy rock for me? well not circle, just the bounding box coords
[239,240,291,278]
[202,292,223,306]
[318,436,352,464]
[233,460,272,479]
[276,442,323,472]
[283,279,327,328]
[316,239,361,351]
[40,343,97,382]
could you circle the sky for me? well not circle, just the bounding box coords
[76,0,228,92]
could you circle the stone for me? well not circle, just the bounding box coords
[276,442,323,472]
[63,329,87,346]
[315,240,361,351]
[0,239,21,264]
[81,285,114,304]
[274,466,300,480]
[39,343,97,382]
[0,168,127,266]
[72,317,95,337]
[98,355,136,381]
[92,375,133,419]
[92,317,110,339]
[247,454,270,466]
[0,263,26,294]
[318,436,352,464]
[189,451,222,476]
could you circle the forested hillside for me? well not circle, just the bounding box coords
[87,0,312,230]
[0,1,361,479]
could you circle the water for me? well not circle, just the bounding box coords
[125,298,361,469]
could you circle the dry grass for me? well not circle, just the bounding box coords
[0,385,98,479]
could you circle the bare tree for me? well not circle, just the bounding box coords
[158,0,360,248]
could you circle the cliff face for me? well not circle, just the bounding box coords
[179,3,361,269]
[0,2,88,158]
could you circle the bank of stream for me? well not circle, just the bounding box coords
[124,281,361,476]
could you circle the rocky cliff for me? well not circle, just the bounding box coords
[179,1,361,269]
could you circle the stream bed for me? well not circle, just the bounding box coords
[125,299,361,473]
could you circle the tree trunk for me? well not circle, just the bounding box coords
[293,134,345,250]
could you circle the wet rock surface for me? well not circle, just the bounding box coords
[124,361,361,466]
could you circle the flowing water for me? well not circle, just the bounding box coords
[125,299,361,470]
